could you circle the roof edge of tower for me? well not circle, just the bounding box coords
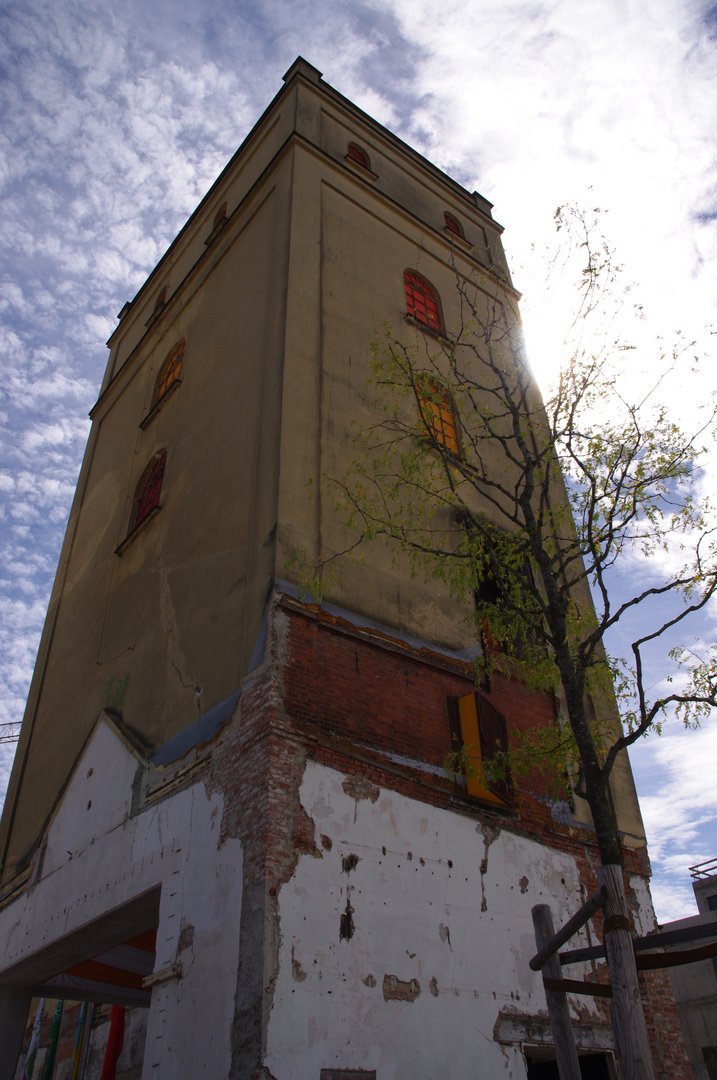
[107,56,500,352]
[282,57,323,85]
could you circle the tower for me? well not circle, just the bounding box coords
[0,59,691,1079]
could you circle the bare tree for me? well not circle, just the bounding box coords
[303,207,717,1079]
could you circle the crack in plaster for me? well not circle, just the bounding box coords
[478,823,500,912]
[158,564,203,713]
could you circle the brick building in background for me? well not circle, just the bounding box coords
[0,59,692,1079]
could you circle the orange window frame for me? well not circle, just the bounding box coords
[417,380,460,455]
[451,692,513,805]
[154,341,185,404]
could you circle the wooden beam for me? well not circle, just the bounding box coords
[532,904,582,1080]
[529,886,606,971]
[559,916,717,966]
[543,977,613,999]
[636,939,717,971]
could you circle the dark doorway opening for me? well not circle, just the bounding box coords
[525,1051,615,1079]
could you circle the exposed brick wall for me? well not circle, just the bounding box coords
[279,598,592,857]
[641,968,694,1079]
[207,592,691,1079]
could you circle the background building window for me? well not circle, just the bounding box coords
[133,452,166,530]
[403,270,442,330]
[347,143,370,169]
[154,341,185,405]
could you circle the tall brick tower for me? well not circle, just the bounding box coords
[0,59,690,1080]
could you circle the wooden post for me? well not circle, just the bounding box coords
[532,904,581,1080]
[597,864,656,1080]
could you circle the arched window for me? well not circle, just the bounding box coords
[347,143,370,169]
[417,379,460,455]
[133,451,167,531]
[443,212,463,238]
[146,287,168,327]
[404,271,442,331]
[153,341,185,406]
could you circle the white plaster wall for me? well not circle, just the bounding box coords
[266,762,607,1080]
[0,720,243,1080]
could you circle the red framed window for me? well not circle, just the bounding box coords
[443,212,462,237]
[347,143,370,169]
[154,341,185,405]
[404,271,442,330]
[134,452,166,530]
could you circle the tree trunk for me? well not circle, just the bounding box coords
[597,865,656,1080]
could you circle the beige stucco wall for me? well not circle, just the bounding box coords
[0,63,644,885]
[0,119,297,879]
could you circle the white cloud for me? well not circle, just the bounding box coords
[630,721,717,921]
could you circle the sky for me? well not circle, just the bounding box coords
[0,0,716,921]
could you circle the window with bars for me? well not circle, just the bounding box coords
[133,452,167,531]
[153,341,185,406]
[443,212,463,237]
[447,691,513,805]
[346,143,370,169]
[417,379,460,455]
[403,270,442,331]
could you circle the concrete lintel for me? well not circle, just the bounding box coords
[0,886,160,988]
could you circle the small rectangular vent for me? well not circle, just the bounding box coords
[320,1072,376,1080]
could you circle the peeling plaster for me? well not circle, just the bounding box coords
[264,760,608,1080]
[382,974,421,1002]
[292,943,308,982]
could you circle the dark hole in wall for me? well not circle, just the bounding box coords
[339,898,355,941]
[703,1045,717,1080]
